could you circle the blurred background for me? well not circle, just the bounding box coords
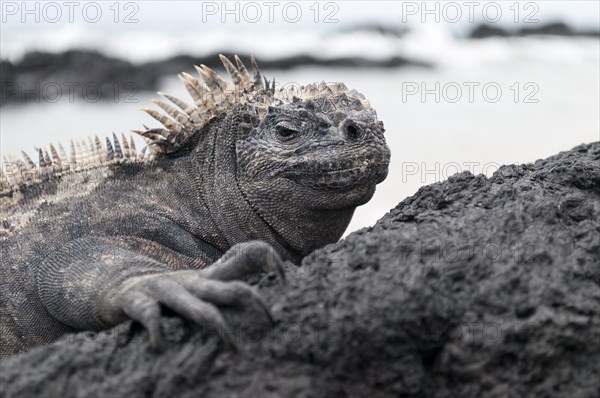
[1,1,599,234]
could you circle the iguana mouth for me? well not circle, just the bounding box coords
[282,157,389,189]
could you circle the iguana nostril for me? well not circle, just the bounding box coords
[345,123,362,141]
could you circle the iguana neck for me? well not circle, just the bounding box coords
[241,189,356,259]
[192,114,304,263]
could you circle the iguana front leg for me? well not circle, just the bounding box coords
[37,237,284,349]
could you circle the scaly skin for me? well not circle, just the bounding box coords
[0,55,390,356]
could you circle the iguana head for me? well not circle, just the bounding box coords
[236,86,390,211]
[137,54,390,259]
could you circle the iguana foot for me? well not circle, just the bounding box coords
[112,241,285,350]
[200,240,286,282]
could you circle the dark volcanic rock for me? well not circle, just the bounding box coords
[1,50,156,106]
[337,23,408,37]
[470,24,511,39]
[0,60,17,104]
[1,143,599,397]
[470,22,600,39]
[1,50,430,106]
[138,53,431,77]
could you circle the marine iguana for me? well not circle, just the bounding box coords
[0,55,390,356]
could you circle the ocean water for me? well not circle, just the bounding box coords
[1,32,598,235]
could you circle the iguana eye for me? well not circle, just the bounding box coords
[276,125,299,139]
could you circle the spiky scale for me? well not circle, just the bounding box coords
[0,170,7,184]
[113,133,123,159]
[195,64,229,92]
[150,99,189,126]
[44,149,51,165]
[158,92,202,124]
[255,104,268,119]
[333,82,348,94]
[179,73,206,106]
[304,83,319,98]
[79,140,87,168]
[45,148,55,178]
[105,137,114,161]
[10,154,26,184]
[37,148,46,169]
[58,143,68,160]
[318,81,328,93]
[80,140,92,169]
[141,108,183,135]
[21,151,35,169]
[21,151,38,182]
[4,154,23,185]
[93,135,104,164]
[129,136,137,158]
[58,143,69,172]
[121,133,131,159]
[131,129,166,144]
[86,137,96,163]
[158,128,181,146]
[219,54,242,88]
[48,145,63,176]
[234,55,253,85]
[140,145,147,159]
[71,140,81,170]
[49,144,61,164]
[38,148,51,180]
[199,91,216,113]
[250,55,263,88]
[2,159,13,187]
[69,141,76,169]
[37,148,46,174]
[0,169,9,193]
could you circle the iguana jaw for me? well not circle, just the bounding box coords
[281,151,389,190]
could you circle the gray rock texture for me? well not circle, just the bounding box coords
[1,142,598,398]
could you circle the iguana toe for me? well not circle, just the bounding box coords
[114,269,278,349]
[117,273,240,350]
[201,241,286,284]
[118,290,163,351]
[174,275,275,325]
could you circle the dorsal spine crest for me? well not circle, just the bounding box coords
[1,54,367,198]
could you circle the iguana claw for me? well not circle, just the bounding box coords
[201,241,287,285]
[115,241,284,350]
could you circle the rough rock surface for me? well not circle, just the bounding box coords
[1,142,599,398]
